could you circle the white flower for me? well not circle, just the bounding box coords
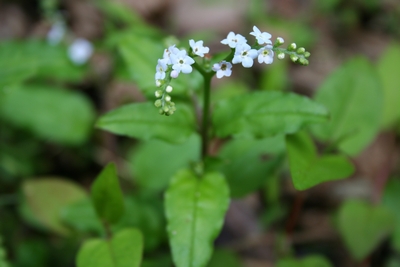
[232,43,258,68]
[47,21,66,45]
[221,32,247,48]
[155,58,168,80]
[189,39,209,57]
[170,50,195,74]
[212,61,232,78]
[250,26,272,45]
[68,38,93,65]
[257,45,274,64]
[163,45,180,64]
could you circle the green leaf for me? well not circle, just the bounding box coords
[0,84,95,145]
[128,134,200,192]
[91,163,125,224]
[212,91,328,139]
[276,255,333,267]
[377,43,400,128]
[165,170,230,267]
[76,228,143,267]
[96,102,196,144]
[337,199,395,261]
[382,178,400,252]
[207,249,242,267]
[218,136,285,197]
[311,57,383,155]
[260,60,289,91]
[286,132,354,190]
[0,236,10,267]
[22,177,87,235]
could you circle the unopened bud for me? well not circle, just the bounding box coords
[297,47,305,54]
[304,51,311,58]
[289,43,297,50]
[290,54,298,62]
[277,37,284,45]
[299,57,309,65]
[154,99,162,107]
[277,52,285,60]
[171,70,179,78]
[165,95,171,102]
[155,80,162,87]
[155,90,162,98]
[166,85,173,93]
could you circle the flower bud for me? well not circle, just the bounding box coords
[155,80,162,87]
[155,90,162,98]
[276,37,284,45]
[154,99,162,107]
[277,52,285,59]
[297,47,305,54]
[166,85,173,93]
[171,70,179,78]
[165,95,171,102]
[299,57,309,65]
[304,51,311,58]
[289,43,297,50]
[290,54,298,62]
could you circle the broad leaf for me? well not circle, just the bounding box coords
[286,132,354,190]
[91,163,125,224]
[382,178,400,252]
[218,136,285,197]
[212,91,328,139]
[165,170,230,267]
[276,255,333,267]
[377,43,400,128]
[0,85,95,145]
[96,102,195,144]
[22,178,87,235]
[337,199,395,261]
[76,228,143,267]
[208,249,242,267]
[128,134,200,192]
[311,57,383,155]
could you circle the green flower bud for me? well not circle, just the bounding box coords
[304,51,311,58]
[290,54,298,62]
[297,47,305,54]
[155,90,162,98]
[154,99,162,107]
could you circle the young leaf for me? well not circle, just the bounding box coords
[337,199,395,261]
[311,57,383,155]
[276,255,333,267]
[0,85,95,145]
[22,178,87,235]
[165,170,230,267]
[286,132,354,190]
[212,91,328,139]
[96,102,195,144]
[91,163,125,224]
[76,228,143,267]
[377,43,400,128]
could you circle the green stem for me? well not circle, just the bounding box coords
[201,74,212,159]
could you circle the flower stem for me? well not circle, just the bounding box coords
[201,74,212,159]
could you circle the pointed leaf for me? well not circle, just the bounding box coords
[91,163,125,224]
[76,228,143,267]
[165,170,230,267]
[311,57,383,155]
[96,102,195,144]
[286,132,354,190]
[212,91,328,138]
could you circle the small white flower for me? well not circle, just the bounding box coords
[258,45,274,64]
[250,26,272,45]
[170,70,179,78]
[163,45,180,64]
[170,50,195,74]
[212,61,232,79]
[189,39,209,57]
[47,21,66,45]
[232,43,258,68]
[221,32,247,48]
[155,58,168,80]
[166,85,173,93]
[68,38,93,65]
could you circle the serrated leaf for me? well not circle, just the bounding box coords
[165,170,230,267]
[276,255,333,267]
[286,132,354,190]
[212,91,328,139]
[96,102,195,144]
[76,228,143,267]
[91,163,125,224]
[22,178,87,235]
[311,57,383,155]
[128,134,200,192]
[337,199,395,261]
[377,43,400,128]
[0,85,95,145]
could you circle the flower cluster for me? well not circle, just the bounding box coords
[154,26,310,115]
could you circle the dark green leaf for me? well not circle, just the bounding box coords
[165,170,230,267]
[276,255,333,267]
[213,91,328,139]
[91,163,125,224]
[96,102,196,144]
[382,178,400,252]
[207,249,242,267]
[76,228,143,267]
[337,199,395,261]
[0,85,95,145]
[286,132,354,190]
[311,57,383,155]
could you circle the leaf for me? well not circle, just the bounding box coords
[377,43,400,128]
[91,163,125,224]
[260,60,289,91]
[276,255,333,267]
[212,91,328,139]
[311,57,383,155]
[76,228,143,267]
[218,136,285,197]
[0,236,10,267]
[0,85,95,145]
[207,249,242,267]
[337,199,395,261]
[286,132,354,190]
[22,178,87,235]
[382,178,400,252]
[128,134,200,192]
[165,170,230,267]
[96,102,196,144]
